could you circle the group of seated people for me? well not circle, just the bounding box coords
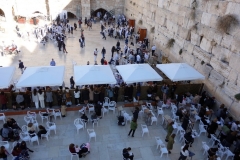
[12,141,34,159]
[1,118,21,141]
[69,143,90,158]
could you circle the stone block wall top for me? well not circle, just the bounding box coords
[193,46,212,63]
[210,57,231,78]
[229,52,240,72]
[200,37,213,53]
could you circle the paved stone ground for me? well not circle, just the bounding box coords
[0,20,211,160]
[3,105,209,160]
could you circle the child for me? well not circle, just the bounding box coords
[75,145,80,152]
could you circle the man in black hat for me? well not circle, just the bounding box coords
[70,76,75,89]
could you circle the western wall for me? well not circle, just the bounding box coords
[124,0,240,119]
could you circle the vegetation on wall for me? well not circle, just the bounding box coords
[179,49,183,55]
[190,8,196,20]
[217,14,239,34]
[138,19,142,25]
[166,38,175,48]
[201,60,205,65]
[150,27,155,33]
[235,93,240,100]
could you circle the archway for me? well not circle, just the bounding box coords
[91,8,110,19]
[0,8,5,17]
[67,12,77,19]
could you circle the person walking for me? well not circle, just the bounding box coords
[94,48,98,63]
[101,47,106,58]
[18,60,24,74]
[128,119,137,137]
[70,76,75,89]
[178,144,189,160]
[167,134,176,154]
[79,37,83,48]
[165,121,174,142]
[62,42,68,53]
[50,59,56,66]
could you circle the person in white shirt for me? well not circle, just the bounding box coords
[38,90,45,108]
[136,54,141,63]
[94,48,98,62]
[113,52,119,62]
[74,87,81,106]
[151,45,156,56]
[178,144,189,160]
[144,52,149,62]
[231,121,239,131]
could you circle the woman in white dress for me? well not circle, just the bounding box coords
[32,89,39,109]
[38,90,45,108]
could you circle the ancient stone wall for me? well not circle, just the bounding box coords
[125,0,240,119]
[90,0,124,15]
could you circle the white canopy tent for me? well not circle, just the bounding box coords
[116,64,163,83]
[74,65,117,85]
[156,63,205,82]
[16,66,65,88]
[0,67,15,89]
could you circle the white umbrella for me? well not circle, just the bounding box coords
[116,64,163,83]
[16,66,65,88]
[74,65,116,85]
[0,66,15,89]
[156,63,205,81]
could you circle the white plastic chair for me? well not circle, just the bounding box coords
[160,144,168,157]
[69,150,79,160]
[27,111,37,119]
[176,123,184,135]
[179,130,186,143]
[46,122,57,135]
[92,119,99,128]
[162,103,170,109]
[123,113,132,125]
[29,133,39,145]
[108,101,116,114]
[102,107,109,117]
[103,97,110,108]
[155,137,164,150]
[194,114,201,122]
[79,107,86,115]
[146,102,153,110]
[139,105,147,119]
[198,124,207,136]
[39,111,49,123]
[141,124,149,137]
[19,132,30,142]
[21,125,28,134]
[53,109,62,120]
[41,129,50,141]
[172,113,180,122]
[74,118,84,134]
[224,148,235,160]
[209,134,220,147]
[157,107,164,119]
[0,113,6,123]
[87,129,96,142]
[151,116,157,125]
[0,141,9,150]
[87,104,95,114]
[24,116,31,124]
[202,142,210,155]
[80,118,88,128]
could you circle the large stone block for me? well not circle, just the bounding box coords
[201,12,212,26]
[191,32,201,46]
[158,0,164,8]
[229,52,240,72]
[181,51,196,66]
[212,45,232,62]
[193,46,213,63]
[210,57,231,78]
[184,41,194,54]
[177,26,189,40]
[209,70,225,86]
[166,20,178,34]
[174,35,185,48]
[223,82,240,97]
[200,37,213,53]
[228,69,238,83]
[221,34,233,49]
[229,101,240,121]
[231,38,240,53]
[214,87,234,107]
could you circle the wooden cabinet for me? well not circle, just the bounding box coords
[138,27,147,41]
[128,19,135,28]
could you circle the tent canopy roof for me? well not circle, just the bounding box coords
[0,66,15,89]
[116,64,163,83]
[156,63,205,81]
[16,66,65,88]
[74,65,116,85]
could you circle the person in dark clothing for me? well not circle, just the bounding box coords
[199,91,206,105]
[81,113,88,122]
[207,148,218,159]
[124,85,129,102]
[184,131,194,147]
[146,86,153,101]
[122,147,134,160]
[62,42,68,53]
[20,141,33,153]
[101,47,106,58]
[111,46,115,57]
[170,83,177,99]
[128,85,134,102]
[207,119,219,138]
[82,87,90,104]
[132,107,139,120]
[74,23,77,30]
[116,41,120,49]
[113,86,119,102]
[220,108,228,120]
[95,102,102,117]
[37,125,47,137]
[24,91,31,108]
[101,57,105,65]
[222,131,237,147]
[176,108,184,121]
[198,105,207,118]
[182,113,190,131]
[70,76,75,89]
[177,94,183,106]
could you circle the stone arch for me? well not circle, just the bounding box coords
[0,8,5,17]
[67,11,77,19]
[91,8,109,18]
